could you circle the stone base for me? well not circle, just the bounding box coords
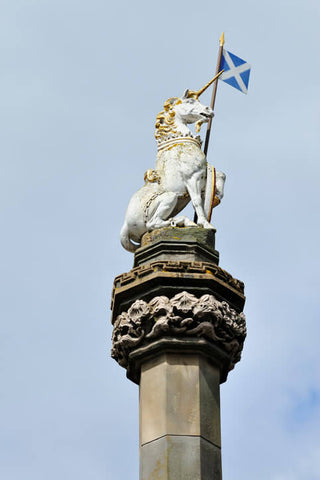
[135,227,219,267]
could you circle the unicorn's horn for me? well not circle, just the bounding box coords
[194,69,224,98]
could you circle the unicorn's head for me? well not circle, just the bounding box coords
[155,94,213,141]
[154,72,223,142]
[175,90,214,125]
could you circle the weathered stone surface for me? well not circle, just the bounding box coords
[111,259,245,322]
[135,227,219,266]
[140,435,222,480]
[140,353,221,447]
[111,291,246,380]
[138,352,223,479]
[112,228,245,325]
[128,337,231,384]
[141,227,216,248]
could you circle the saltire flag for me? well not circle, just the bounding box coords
[220,50,251,94]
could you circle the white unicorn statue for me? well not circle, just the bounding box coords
[120,76,226,253]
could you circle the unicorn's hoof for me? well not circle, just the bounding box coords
[184,219,197,227]
[200,220,216,230]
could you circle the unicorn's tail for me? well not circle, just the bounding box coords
[120,223,139,253]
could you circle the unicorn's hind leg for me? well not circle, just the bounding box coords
[146,192,179,230]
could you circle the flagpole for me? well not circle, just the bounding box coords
[203,32,225,156]
[194,32,225,224]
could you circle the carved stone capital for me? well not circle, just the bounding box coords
[111,291,246,382]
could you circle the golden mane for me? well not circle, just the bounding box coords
[154,97,181,141]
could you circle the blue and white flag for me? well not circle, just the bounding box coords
[220,50,251,94]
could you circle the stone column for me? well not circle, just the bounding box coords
[111,228,246,480]
[139,350,222,480]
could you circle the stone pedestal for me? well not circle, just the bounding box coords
[111,228,246,480]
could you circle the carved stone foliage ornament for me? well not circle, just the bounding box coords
[111,291,246,372]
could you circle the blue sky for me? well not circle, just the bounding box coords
[1,1,320,479]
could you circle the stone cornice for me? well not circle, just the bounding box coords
[111,260,245,323]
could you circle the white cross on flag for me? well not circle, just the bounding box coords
[220,50,251,94]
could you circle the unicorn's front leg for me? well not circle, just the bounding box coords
[185,175,215,230]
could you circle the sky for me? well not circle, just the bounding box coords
[1,0,320,479]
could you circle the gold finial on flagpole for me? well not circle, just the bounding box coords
[219,32,225,47]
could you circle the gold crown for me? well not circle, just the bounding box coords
[157,134,202,152]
